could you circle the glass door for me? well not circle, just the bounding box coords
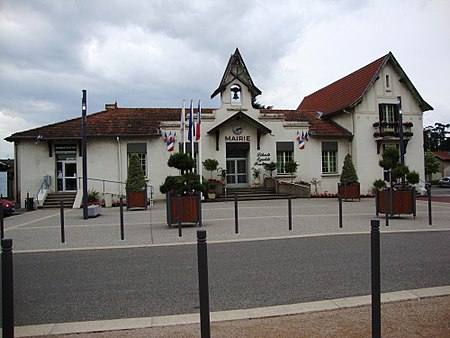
[57,160,77,192]
[226,158,248,188]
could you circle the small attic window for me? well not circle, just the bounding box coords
[230,84,241,105]
[385,74,391,91]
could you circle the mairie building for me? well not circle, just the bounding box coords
[5,48,432,207]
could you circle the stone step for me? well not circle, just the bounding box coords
[41,192,76,208]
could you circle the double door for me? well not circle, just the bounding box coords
[57,160,77,192]
[226,158,248,188]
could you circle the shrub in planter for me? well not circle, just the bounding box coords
[202,158,219,179]
[338,154,360,201]
[376,147,419,217]
[160,152,205,226]
[263,161,277,177]
[126,153,148,210]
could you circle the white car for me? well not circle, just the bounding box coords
[438,177,450,188]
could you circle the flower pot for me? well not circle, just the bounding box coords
[208,192,216,199]
[376,189,416,217]
[338,183,360,201]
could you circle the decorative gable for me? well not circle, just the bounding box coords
[211,48,262,100]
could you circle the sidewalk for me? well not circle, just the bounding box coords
[4,197,450,337]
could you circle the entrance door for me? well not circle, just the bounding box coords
[57,160,77,192]
[226,158,248,187]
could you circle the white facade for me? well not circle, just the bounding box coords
[7,50,431,207]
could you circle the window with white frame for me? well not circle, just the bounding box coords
[127,143,147,176]
[276,142,294,174]
[322,142,338,174]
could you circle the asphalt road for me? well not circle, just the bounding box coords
[9,231,450,326]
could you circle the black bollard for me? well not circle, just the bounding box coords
[234,194,239,234]
[2,238,14,338]
[338,196,343,228]
[120,196,125,240]
[426,183,432,226]
[0,203,4,239]
[60,201,65,243]
[371,220,381,338]
[197,230,211,338]
[385,188,389,227]
[288,197,292,231]
[178,196,182,237]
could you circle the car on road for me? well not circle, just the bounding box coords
[1,197,15,217]
[438,176,450,188]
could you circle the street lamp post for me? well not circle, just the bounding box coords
[82,90,88,220]
[397,96,405,165]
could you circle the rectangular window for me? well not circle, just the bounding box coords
[379,104,398,123]
[276,142,294,174]
[322,142,338,174]
[127,143,147,176]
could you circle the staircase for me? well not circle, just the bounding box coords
[41,192,77,209]
[205,187,295,202]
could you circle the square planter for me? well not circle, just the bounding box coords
[166,192,202,226]
[126,190,147,210]
[87,205,102,218]
[376,189,416,217]
[338,183,360,201]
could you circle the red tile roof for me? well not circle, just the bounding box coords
[5,108,214,141]
[298,54,388,116]
[433,151,450,161]
[6,107,351,141]
[298,52,433,117]
[261,109,352,138]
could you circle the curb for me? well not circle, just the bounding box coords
[15,285,450,337]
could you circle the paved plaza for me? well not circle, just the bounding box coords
[3,196,450,337]
[4,197,450,252]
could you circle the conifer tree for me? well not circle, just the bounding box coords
[340,154,359,184]
[126,153,147,192]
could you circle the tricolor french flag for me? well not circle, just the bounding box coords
[195,100,201,141]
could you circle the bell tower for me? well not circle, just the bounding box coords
[211,48,262,110]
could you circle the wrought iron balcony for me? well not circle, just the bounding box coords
[373,121,413,139]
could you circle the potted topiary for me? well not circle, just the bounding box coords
[338,154,360,201]
[252,167,262,187]
[284,160,298,182]
[160,152,204,226]
[202,158,221,197]
[376,147,419,217]
[263,161,277,189]
[126,153,148,210]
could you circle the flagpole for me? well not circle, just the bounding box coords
[189,99,193,158]
[197,100,203,182]
[181,100,186,154]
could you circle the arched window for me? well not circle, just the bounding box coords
[230,84,241,105]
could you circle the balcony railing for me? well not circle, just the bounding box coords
[373,121,413,138]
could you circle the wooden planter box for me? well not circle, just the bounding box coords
[338,183,360,201]
[376,189,416,217]
[166,192,202,226]
[126,190,147,210]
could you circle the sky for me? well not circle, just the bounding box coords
[1,0,449,159]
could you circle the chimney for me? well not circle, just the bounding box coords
[105,101,118,110]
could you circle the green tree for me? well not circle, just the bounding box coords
[125,154,147,192]
[423,122,450,151]
[339,154,359,184]
[202,159,219,179]
[424,149,440,181]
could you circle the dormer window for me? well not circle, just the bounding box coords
[230,84,241,105]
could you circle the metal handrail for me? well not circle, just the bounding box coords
[35,176,50,205]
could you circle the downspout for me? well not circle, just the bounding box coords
[343,109,354,156]
[117,137,123,196]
